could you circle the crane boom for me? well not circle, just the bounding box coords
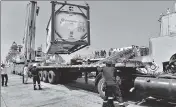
[23,1,39,62]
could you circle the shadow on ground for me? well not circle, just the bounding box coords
[53,78,97,93]
[139,99,176,107]
[58,79,176,107]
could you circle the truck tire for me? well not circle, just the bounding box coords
[39,71,43,81]
[48,70,56,84]
[97,78,106,99]
[43,70,49,83]
[97,77,122,100]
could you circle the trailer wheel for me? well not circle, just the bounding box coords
[39,71,43,81]
[97,77,122,99]
[97,78,106,99]
[43,71,49,83]
[48,70,56,84]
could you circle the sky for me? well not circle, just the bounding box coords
[1,1,176,62]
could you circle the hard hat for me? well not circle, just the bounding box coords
[33,63,38,67]
[105,60,112,65]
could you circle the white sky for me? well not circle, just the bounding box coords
[1,1,176,62]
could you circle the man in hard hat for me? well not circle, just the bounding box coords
[101,60,124,106]
[30,63,42,90]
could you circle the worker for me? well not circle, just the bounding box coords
[28,64,33,78]
[101,50,104,58]
[104,50,106,58]
[101,60,124,106]
[30,63,42,90]
[1,64,8,87]
[97,51,100,58]
[95,51,97,58]
[109,48,113,56]
[23,64,29,84]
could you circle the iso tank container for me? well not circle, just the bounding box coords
[45,5,90,54]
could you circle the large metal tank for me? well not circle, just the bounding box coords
[134,77,176,100]
[160,11,176,36]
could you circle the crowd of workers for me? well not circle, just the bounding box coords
[94,50,107,58]
[22,63,42,90]
[93,48,131,59]
[1,63,42,90]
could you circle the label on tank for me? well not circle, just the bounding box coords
[55,11,87,42]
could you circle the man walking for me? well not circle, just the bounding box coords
[101,61,124,106]
[1,64,8,87]
[23,64,29,84]
[30,63,42,90]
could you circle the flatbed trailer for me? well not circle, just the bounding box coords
[35,46,145,85]
[12,42,146,98]
[32,57,145,100]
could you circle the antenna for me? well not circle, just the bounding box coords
[159,13,163,36]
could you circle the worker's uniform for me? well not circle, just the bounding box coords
[102,66,123,103]
[1,66,8,86]
[30,67,41,90]
[23,66,28,84]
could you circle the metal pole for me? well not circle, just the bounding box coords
[168,14,170,35]
[51,1,55,43]
[85,71,88,84]
[159,14,162,36]
[87,5,90,45]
